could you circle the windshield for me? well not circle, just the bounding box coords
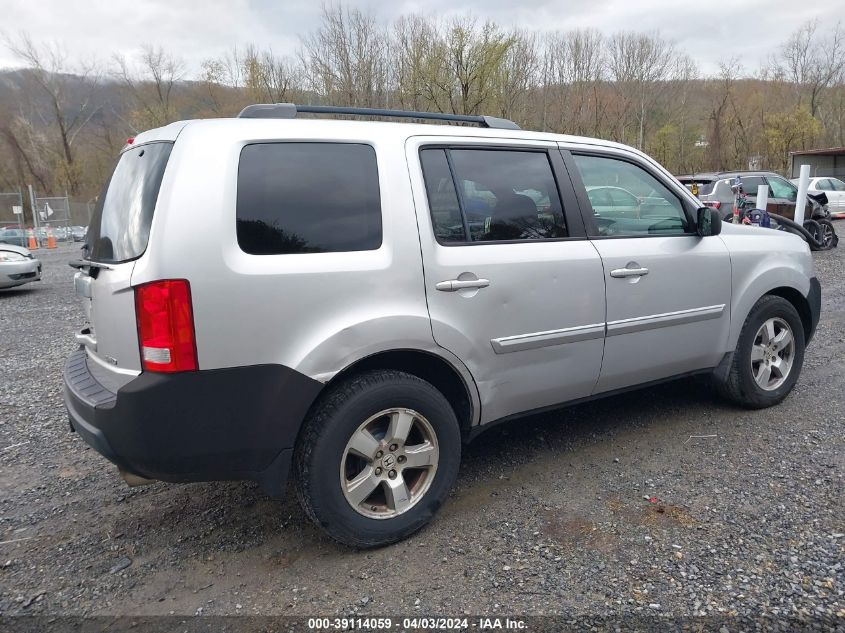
[87,142,173,263]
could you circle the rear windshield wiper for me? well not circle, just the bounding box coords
[69,259,114,271]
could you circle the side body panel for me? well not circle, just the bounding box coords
[406,136,607,424]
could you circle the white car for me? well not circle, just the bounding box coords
[0,243,42,289]
[791,176,845,212]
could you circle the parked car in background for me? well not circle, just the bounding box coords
[0,227,28,247]
[585,185,641,218]
[0,243,42,289]
[677,171,829,222]
[791,177,845,212]
[71,226,87,242]
[65,105,820,547]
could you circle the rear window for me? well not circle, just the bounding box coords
[679,179,715,196]
[87,142,173,263]
[236,143,382,255]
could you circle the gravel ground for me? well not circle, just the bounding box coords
[0,240,843,627]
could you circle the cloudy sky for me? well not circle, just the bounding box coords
[0,0,840,76]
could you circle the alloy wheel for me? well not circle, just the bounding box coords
[340,408,439,519]
[751,317,795,391]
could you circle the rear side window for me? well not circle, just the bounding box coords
[237,143,382,255]
[420,148,568,243]
[88,142,173,263]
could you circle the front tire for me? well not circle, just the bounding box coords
[714,295,805,409]
[294,370,461,548]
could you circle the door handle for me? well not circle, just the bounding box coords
[610,267,649,278]
[435,278,491,292]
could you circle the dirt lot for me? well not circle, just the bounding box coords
[1,241,843,625]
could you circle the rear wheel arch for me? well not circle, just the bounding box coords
[323,349,477,438]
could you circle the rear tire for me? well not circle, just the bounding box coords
[294,370,461,548]
[714,295,805,409]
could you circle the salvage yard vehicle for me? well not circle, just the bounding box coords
[0,243,42,289]
[792,176,845,212]
[677,171,837,250]
[64,105,821,548]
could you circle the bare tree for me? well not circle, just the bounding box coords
[607,31,675,149]
[302,5,390,107]
[4,33,101,195]
[777,20,845,117]
[114,45,185,129]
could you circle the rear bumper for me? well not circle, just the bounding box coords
[63,348,323,497]
[806,276,821,343]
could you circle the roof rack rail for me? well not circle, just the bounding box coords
[236,103,520,130]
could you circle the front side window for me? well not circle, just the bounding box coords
[572,154,690,236]
[420,148,567,243]
[237,143,382,255]
[767,176,798,201]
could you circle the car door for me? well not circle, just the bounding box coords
[824,178,845,211]
[407,137,607,424]
[563,147,732,394]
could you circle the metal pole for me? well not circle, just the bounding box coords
[794,164,811,226]
[28,184,39,232]
[17,188,24,232]
[756,185,769,214]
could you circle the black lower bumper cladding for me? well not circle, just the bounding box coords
[63,348,323,497]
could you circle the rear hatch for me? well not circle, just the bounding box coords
[73,141,173,384]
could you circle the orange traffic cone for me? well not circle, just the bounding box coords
[27,228,38,250]
[46,226,56,249]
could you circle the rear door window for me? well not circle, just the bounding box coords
[237,143,382,255]
[87,142,173,263]
[738,176,766,197]
[420,148,568,243]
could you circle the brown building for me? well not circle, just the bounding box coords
[788,147,845,179]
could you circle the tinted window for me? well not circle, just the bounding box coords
[420,149,465,243]
[88,142,172,263]
[237,143,382,255]
[832,178,845,192]
[421,148,567,243]
[573,154,690,236]
[738,176,766,196]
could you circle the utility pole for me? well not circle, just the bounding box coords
[28,184,39,231]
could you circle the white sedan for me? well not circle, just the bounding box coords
[0,243,42,289]
[791,176,845,212]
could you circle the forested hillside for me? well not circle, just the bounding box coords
[0,7,842,202]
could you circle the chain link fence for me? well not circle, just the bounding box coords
[1,188,93,246]
[0,191,25,232]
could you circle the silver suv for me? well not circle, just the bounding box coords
[64,105,820,547]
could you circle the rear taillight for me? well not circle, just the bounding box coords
[134,279,198,373]
[704,200,721,209]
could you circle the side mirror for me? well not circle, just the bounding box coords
[697,206,722,237]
